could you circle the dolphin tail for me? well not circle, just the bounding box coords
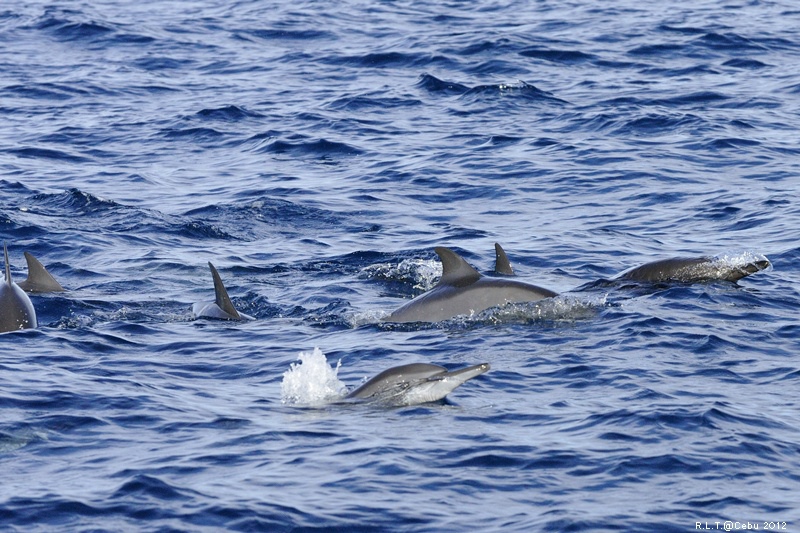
[19,252,65,293]
[494,243,514,275]
[3,242,11,286]
[208,262,242,320]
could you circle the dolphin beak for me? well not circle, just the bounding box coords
[434,363,490,383]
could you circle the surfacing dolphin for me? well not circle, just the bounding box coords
[17,252,65,293]
[193,262,254,321]
[344,362,490,406]
[615,255,771,283]
[1,243,38,333]
[385,247,557,323]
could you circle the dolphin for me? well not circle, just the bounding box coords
[1,243,38,333]
[192,262,254,321]
[344,362,490,406]
[17,252,65,293]
[386,247,558,323]
[616,256,771,283]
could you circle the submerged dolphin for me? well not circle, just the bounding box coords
[193,262,254,321]
[616,256,771,283]
[1,243,38,333]
[17,252,65,293]
[344,362,490,406]
[494,243,770,283]
[386,247,557,323]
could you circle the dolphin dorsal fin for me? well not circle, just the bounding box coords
[209,262,241,320]
[434,247,481,287]
[494,243,514,276]
[3,242,11,286]
[21,252,65,292]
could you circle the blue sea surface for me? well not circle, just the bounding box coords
[1,0,799,530]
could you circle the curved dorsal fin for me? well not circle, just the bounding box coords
[19,252,65,292]
[209,262,241,320]
[434,247,481,287]
[494,243,514,276]
[3,242,11,286]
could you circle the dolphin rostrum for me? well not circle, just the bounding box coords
[344,362,490,406]
[192,262,254,321]
[17,252,65,293]
[616,256,771,283]
[386,247,558,323]
[1,243,38,333]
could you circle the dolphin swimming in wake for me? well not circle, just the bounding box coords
[385,247,558,323]
[1,243,38,333]
[193,262,254,321]
[386,244,771,323]
[615,255,771,283]
[17,252,65,293]
[344,362,490,406]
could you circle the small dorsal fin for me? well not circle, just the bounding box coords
[434,247,481,287]
[494,243,514,276]
[3,242,11,286]
[209,262,241,320]
[19,252,65,292]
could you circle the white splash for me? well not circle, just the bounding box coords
[280,347,348,406]
[361,258,442,291]
[714,251,771,270]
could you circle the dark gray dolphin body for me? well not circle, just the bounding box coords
[345,362,490,406]
[386,247,558,323]
[17,252,65,293]
[1,244,38,333]
[193,262,254,321]
[616,256,771,283]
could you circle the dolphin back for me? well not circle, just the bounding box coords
[1,243,38,332]
[346,363,448,399]
[345,362,490,405]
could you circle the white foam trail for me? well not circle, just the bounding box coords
[280,347,347,406]
[361,258,442,291]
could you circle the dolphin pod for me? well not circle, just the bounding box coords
[385,244,771,323]
[0,240,771,406]
[1,242,772,330]
[1,243,38,333]
[343,362,490,406]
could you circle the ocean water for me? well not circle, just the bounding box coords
[1,0,799,530]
